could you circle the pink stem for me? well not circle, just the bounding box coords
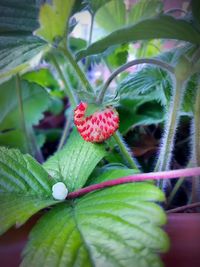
[67,167,200,199]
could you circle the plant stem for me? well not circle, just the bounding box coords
[113,131,139,170]
[60,46,94,93]
[167,202,200,214]
[49,53,77,108]
[57,110,73,151]
[85,13,94,71]
[97,58,174,103]
[15,75,30,153]
[67,167,200,199]
[167,177,185,207]
[164,8,187,15]
[155,78,185,173]
[191,79,200,202]
[193,81,200,166]
[28,127,44,163]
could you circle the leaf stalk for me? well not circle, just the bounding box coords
[113,131,139,170]
[60,46,94,93]
[67,167,200,199]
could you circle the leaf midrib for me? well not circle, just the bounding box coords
[71,200,96,267]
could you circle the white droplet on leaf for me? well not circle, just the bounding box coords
[52,182,68,200]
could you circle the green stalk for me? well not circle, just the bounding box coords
[85,13,94,71]
[193,81,200,166]
[15,75,30,153]
[191,80,200,202]
[155,78,186,173]
[28,127,44,163]
[167,177,184,207]
[50,54,77,108]
[57,110,73,151]
[113,131,139,170]
[60,46,94,93]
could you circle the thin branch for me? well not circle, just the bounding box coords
[191,77,200,202]
[164,8,187,15]
[167,202,200,214]
[60,46,94,93]
[85,13,95,71]
[57,110,73,151]
[49,53,77,108]
[154,78,185,173]
[167,177,185,207]
[28,127,44,163]
[15,75,30,153]
[67,167,200,199]
[113,131,138,170]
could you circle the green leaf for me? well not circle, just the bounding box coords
[94,0,162,38]
[0,129,27,153]
[118,100,165,134]
[35,0,75,43]
[95,0,126,33]
[69,37,87,52]
[77,15,200,59]
[22,68,59,90]
[0,77,50,151]
[118,66,171,106]
[0,147,57,235]
[0,0,39,33]
[43,130,107,191]
[0,0,48,82]
[0,78,50,131]
[85,0,112,15]
[21,183,169,267]
[0,37,47,84]
[106,44,129,68]
[127,0,163,25]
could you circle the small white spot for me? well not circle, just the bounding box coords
[52,182,68,200]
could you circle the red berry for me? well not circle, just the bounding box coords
[74,102,119,143]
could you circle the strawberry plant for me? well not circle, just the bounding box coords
[1,0,200,266]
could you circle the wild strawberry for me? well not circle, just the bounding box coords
[74,102,119,143]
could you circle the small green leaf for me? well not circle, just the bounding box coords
[43,130,107,191]
[69,37,87,52]
[118,65,171,106]
[35,0,75,43]
[0,147,57,235]
[119,100,164,134]
[106,44,129,68]
[21,183,169,267]
[22,68,59,90]
[77,15,200,59]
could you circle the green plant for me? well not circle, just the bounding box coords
[1,0,200,266]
